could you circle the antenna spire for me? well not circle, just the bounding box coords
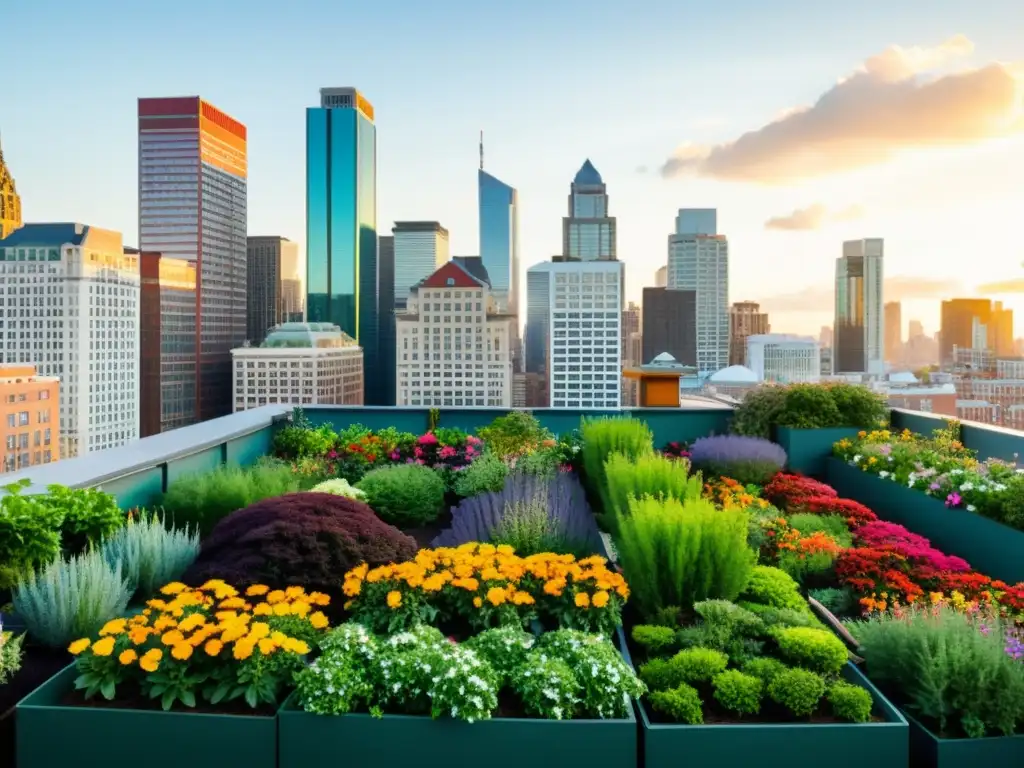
[479,130,484,171]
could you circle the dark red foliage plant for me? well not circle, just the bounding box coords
[762,473,837,510]
[183,492,417,601]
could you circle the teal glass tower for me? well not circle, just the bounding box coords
[306,87,381,402]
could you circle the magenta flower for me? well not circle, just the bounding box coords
[390,450,400,461]
[418,433,439,446]
[439,446,456,459]
[466,435,481,445]
[945,492,962,507]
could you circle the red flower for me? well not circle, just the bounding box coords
[763,473,837,509]
[795,496,878,527]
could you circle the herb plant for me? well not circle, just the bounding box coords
[356,463,447,527]
[101,512,200,600]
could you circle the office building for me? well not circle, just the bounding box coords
[0,135,21,240]
[395,260,514,407]
[1,365,59,472]
[478,154,520,315]
[138,96,248,422]
[654,265,667,288]
[525,260,623,409]
[232,322,363,411]
[992,301,1015,357]
[138,251,197,437]
[667,209,729,373]
[377,235,396,405]
[642,287,696,367]
[622,302,641,363]
[0,223,139,458]
[393,222,450,309]
[306,87,381,402]
[246,237,304,346]
[834,238,884,375]
[940,299,995,365]
[729,301,769,366]
[562,159,616,261]
[746,334,821,384]
[884,301,902,364]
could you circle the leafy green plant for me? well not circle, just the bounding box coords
[603,451,702,529]
[356,464,446,527]
[158,458,302,536]
[463,626,535,685]
[273,408,336,459]
[741,657,788,685]
[729,386,788,440]
[0,627,24,684]
[617,496,755,619]
[311,477,366,500]
[732,382,887,438]
[828,681,873,723]
[631,625,678,655]
[767,667,826,717]
[650,683,703,724]
[13,549,132,649]
[712,669,763,715]
[670,647,729,684]
[808,587,856,616]
[0,479,66,589]
[739,566,810,614]
[490,494,586,556]
[579,417,653,516]
[477,412,552,458]
[773,627,848,675]
[45,485,126,556]
[452,453,509,497]
[787,513,853,548]
[512,654,580,720]
[100,512,200,600]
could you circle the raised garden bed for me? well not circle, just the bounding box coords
[0,643,69,768]
[775,427,862,478]
[904,711,1024,768]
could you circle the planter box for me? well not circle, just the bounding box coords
[278,693,638,768]
[775,427,862,478]
[17,665,278,768]
[825,457,1024,584]
[639,663,907,768]
[905,711,1024,767]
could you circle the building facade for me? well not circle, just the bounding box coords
[654,265,667,288]
[393,222,450,309]
[232,322,363,411]
[138,96,248,423]
[306,87,381,402]
[667,209,729,374]
[0,223,139,458]
[377,235,396,406]
[138,251,197,437]
[642,287,696,367]
[729,301,769,366]
[834,238,884,375]
[246,237,304,346]
[524,265,552,401]
[745,334,821,384]
[884,301,902,364]
[1,365,59,472]
[395,260,513,407]
[478,169,519,315]
[562,160,616,261]
[0,136,22,240]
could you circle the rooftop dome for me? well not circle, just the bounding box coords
[261,322,358,349]
[573,159,603,186]
[709,365,759,383]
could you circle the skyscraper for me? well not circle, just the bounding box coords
[478,159,519,315]
[940,298,992,364]
[306,87,382,403]
[0,134,22,240]
[393,222,449,310]
[377,235,396,405]
[992,301,1015,357]
[246,237,304,345]
[642,287,696,367]
[654,265,667,287]
[884,301,902,364]
[562,159,616,261]
[729,301,770,366]
[138,96,248,422]
[668,209,729,373]
[834,238,884,375]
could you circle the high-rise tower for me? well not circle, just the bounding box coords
[0,133,22,240]
[306,87,382,402]
[562,159,616,261]
[834,238,884,375]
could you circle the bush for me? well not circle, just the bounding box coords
[356,464,446,527]
[512,654,580,720]
[739,566,809,614]
[311,478,366,500]
[808,587,856,616]
[730,387,788,440]
[774,627,848,675]
[604,451,702,528]
[101,512,200,600]
[632,625,678,655]
[45,485,125,556]
[617,496,755,619]
[787,513,853,548]
[0,480,66,589]
[640,657,685,691]
[452,453,509,498]
[688,436,787,486]
[670,647,729,684]
[463,626,535,685]
[273,408,336,459]
[828,681,873,723]
[182,493,418,598]
[477,412,552,458]
[579,417,653,515]
[767,668,826,717]
[712,669,763,715]
[650,683,704,724]
[677,600,766,661]
[0,629,24,685]
[13,549,132,649]
[732,383,887,439]
[742,656,788,685]
[158,458,302,536]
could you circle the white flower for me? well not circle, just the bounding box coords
[853,454,863,463]
[959,482,974,492]
[966,504,977,512]
[879,471,890,479]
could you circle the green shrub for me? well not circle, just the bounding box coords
[774,627,848,675]
[579,417,653,515]
[477,412,552,458]
[452,453,509,498]
[732,383,887,438]
[631,625,678,656]
[712,670,763,715]
[809,587,856,616]
[739,566,809,613]
[787,514,852,548]
[159,458,302,536]
[742,657,788,685]
[273,408,336,458]
[650,606,683,629]
[677,600,766,661]
[0,480,65,589]
[0,629,23,684]
[100,512,199,600]
[639,657,684,692]
[828,681,873,723]
[746,606,822,631]
[650,683,704,724]
[730,386,788,440]
[778,546,841,585]
[512,448,561,478]
[13,549,133,648]
[670,647,729,684]
[463,626,535,685]
[356,464,446,527]
[311,478,367,500]
[44,485,125,555]
[767,668,826,717]
[604,451,702,528]
[617,496,755,619]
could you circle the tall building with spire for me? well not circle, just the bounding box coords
[563,159,616,261]
[0,134,23,240]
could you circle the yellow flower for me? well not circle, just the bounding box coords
[266,590,287,604]
[309,611,329,630]
[253,603,273,616]
[219,597,246,610]
[284,638,311,655]
[221,625,248,643]
[161,630,186,647]
[486,587,507,606]
[140,649,162,673]
[68,638,91,655]
[258,638,278,655]
[473,597,483,608]
[308,591,331,606]
[285,586,305,599]
[213,584,239,600]
[592,590,610,608]
[99,618,127,636]
[204,639,223,656]
[386,591,403,609]
[153,616,177,631]
[343,599,354,610]
[343,579,362,598]
[511,591,534,606]
[128,627,151,645]
[249,622,271,639]
[171,643,194,661]
[272,602,292,616]
[118,649,137,665]
[233,640,255,660]
[245,584,270,596]
[178,613,207,632]
[91,636,116,657]
[496,544,515,556]
[574,592,591,608]
[160,582,187,595]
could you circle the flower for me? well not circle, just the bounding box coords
[118,649,137,665]
[574,592,591,608]
[91,637,116,657]
[68,638,91,655]
[945,492,962,507]
[592,590,610,608]
[245,584,269,596]
[309,611,329,629]
[140,649,162,673]
[99,618,127,636]
[204,639,224,656]
[386,591,403,609]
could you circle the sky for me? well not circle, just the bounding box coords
[4,0,1024,338]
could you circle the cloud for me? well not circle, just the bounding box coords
[661,35,1024,183]
[764,203,865,231]
[758,276,963,313]
[977,278,1024,294]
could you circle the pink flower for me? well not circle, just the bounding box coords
[439,446,456,459]
[465,446,476,456]
[466,435,480,445]
[418,433,439,446]
[945,492,962,507]
[414,446,423,458]
[390,450,400,460]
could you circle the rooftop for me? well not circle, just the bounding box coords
[572,158,603,186]
[0,222,89,247]
[254,322,359,349]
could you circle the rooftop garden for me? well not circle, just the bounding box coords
[2,388,1024,767]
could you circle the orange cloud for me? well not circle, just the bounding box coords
[661,36,1024,183]
[765,204,864,231]
[758,276,962,313]
[977,278,1024,294]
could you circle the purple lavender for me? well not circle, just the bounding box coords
[688,435,787,485]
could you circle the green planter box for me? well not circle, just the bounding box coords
[278,694,638,768]
[825,458,1024,584]
[17,665,278,768]
[639,663,907,768]
[905,711,1024,767]
[775,427,862,478]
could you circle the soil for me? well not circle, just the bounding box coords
[58,687,278,718]
[0,644,71,768]
[403,505,454,549]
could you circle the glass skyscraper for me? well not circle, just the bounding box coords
[478,170,519,316]
[562,159,616,261]
[306,87,382,402]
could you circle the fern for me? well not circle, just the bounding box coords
[101,512,200,600]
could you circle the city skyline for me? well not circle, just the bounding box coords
[4,2,1024,337]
